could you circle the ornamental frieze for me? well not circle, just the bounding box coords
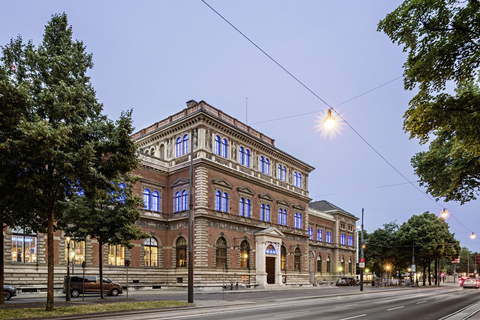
[207,220,257,234]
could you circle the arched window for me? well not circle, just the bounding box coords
[265,205,270,222]
[215,135,221,156]
[222,138,228,158]
[283,209,287,226]
[265,158,270,175]
[152,191,160,212]
[183,134,189,155]
[282,166,286,181]
[278,165,282,179]
[266,245,276,254]
[176,237,187,267]
[144,238,158,267]
[294,212,298,228]
[245,149,250,167]
[260,204,265,221]
[278,209,283,225]
[174,191,181,212]
[260,156,264,173]
[294,171,298,187]
[239,147,244,165]
[348,258,353,274]
[182,190,188,211]
[176,137,182,157]
[246,199,251,218]
[298,213,303,229]
[281,246,287,270]
[240,240,249,268]
[294,247,301,271]
[317,256,323,273]
[326,255,332,272]
[222,192,229,212]
[298,173,302,188]
[216,237,227,268]
[143,189,151,210]
[215,191,221,211]
[239,197,245,216]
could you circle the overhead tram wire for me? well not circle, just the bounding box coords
[201,0,475,235]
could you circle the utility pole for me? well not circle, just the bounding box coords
[412,241,415,287]
[188,131,194,303]
[360,208,364,291]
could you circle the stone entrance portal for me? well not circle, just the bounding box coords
[266,257,275,284]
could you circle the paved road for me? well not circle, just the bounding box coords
[8,284,480,320]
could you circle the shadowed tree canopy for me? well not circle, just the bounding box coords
[0,13,140,311]
[378,0,480,204]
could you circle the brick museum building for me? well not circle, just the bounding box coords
[3,100,358,292]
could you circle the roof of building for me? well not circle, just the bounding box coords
[308,200,358,220]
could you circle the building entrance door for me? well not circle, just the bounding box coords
[266,257,275,284]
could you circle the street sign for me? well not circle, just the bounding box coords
[359,258,365,268]
[411,265,416,272]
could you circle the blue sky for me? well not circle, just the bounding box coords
[3,1,479,253]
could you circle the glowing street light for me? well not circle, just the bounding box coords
[471,232,477,240]
[323,109,336,129]
[440,208,449,219]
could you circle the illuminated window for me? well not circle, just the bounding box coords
[239,197,245,216]
[176,237,187,267]
[265,158,270,175]
[152,191,160,212]
[239,147,245,165]
[222,192,229,212]
[308,227,313,240]
[143,189,151,210]
[260,156,264,173]
[266,245,276,254]
[281,246,287,270]
[11,228,37,263]
[245,199,251,218]
[240,240,249,268]
[108,244,124,266]
[183,134,189,155]
[182,190,188,211]
[326,231,332,243]
[222,138,228,158]
[245,149,250,167]
[144,238,158,267]
[176,137,182,157]
[215,135,221,156]
[174,191,181,212]
[340,234,346,245]
[317,229,323,242]
[65,238,85,265]
[348,235,354,247]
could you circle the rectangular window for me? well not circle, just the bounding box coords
[326,231,332,243]
[317,229,323,242]
[348,235,354,247]
[308,227,313,240]
[340,234,346,245]
[65,239,86,265]
[12,230,37,263]
[108,245,125,266]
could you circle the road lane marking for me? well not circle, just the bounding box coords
[387,306,405,311]
[416,300,428,304]
[335,304,358,308]
[338,314,367,320]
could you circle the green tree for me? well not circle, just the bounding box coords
[364,221,403,277]
[0,14,140,310]
[378,0,480,204]
[396,212,460,285]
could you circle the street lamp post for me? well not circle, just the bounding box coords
[360,208,364,292]
[65,235,71,301]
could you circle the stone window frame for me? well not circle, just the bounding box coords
[11,227,38,264]
[141,235,163,268]
[258,193,274,223]
[173,235,188,268]
[326,255,332,273]
[317,254,323,273]
[237,186,255,219]
[212,178,233,213]
[213,233,231,269]
[141,179,164,213]
[171,178,190,213]
[238,238,252,269]
[276,199,290,226]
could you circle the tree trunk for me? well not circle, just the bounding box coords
[434,258,438,285]
[428,259,432,286]
[422,263,426,286]
[0,219,4,304]
[46,208,55,311]
[99,241,104,299]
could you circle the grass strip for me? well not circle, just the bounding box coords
[0,300,191,319]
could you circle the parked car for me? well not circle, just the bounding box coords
[336,278,347,286]
[63,276,123,298]
[463,278,480,289]
[3,285,16,300]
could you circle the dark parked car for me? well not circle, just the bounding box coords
[63,276,123,298]
[336,277,358,286]
[3,285,16,300]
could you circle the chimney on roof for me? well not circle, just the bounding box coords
[186,100,198,108]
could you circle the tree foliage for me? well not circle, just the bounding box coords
[0,14,141,310]
[378,0,480,203]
